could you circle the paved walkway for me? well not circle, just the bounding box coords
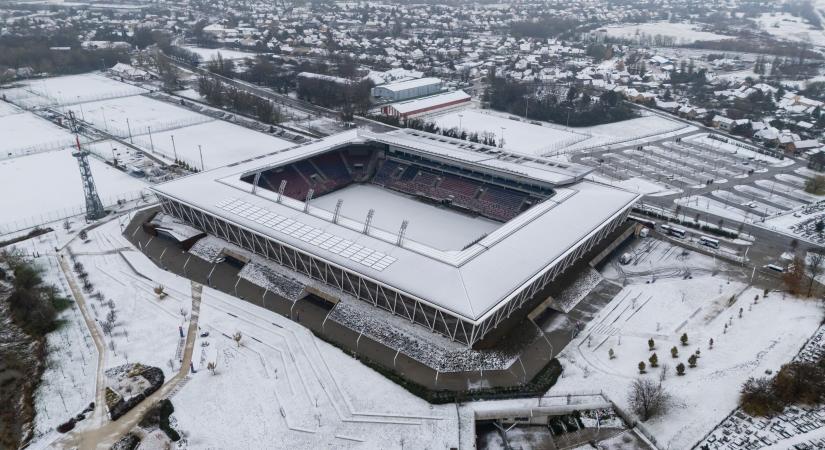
[55,279,202,449]
[57,253,108,433]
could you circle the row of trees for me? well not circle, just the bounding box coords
[197,74,282,124]
[484,77,638,127]
[296,76,373,120]
[0,35,128,80]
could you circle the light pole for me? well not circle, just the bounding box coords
[198,145,205,171]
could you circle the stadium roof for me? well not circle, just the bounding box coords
[151,129,640,324]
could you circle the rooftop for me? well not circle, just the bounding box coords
[151,129,640,324]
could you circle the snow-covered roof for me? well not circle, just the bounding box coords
[377,77,442,92]
[387,90,471,115]
[151,129,639,324]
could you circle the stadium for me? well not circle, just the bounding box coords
[150,128,641,346]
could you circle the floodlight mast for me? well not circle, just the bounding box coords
[68,111,106,221]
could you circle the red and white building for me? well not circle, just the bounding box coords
[381,90,471,119]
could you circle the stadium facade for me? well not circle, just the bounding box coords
[151,129,640,346]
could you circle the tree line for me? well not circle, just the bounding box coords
[0,35,128,80]
[197,74,282,124]
[483,76,638,127]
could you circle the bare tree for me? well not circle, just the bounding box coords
[207,361,217,375]
[806,251,824,297]
[628,378,669,421]
[233,331,242,348]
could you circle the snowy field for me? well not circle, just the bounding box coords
[552,243,823,449]
[135,120,294,169]
[0,111,77,158]
[182,46,260,62]
[754,13,825,47]
[313,184,500,250]
[0,99,21,117]
[0,149,147,229]
[9,73,147,107]
[430,109,587,156]
[61,94,211,139]
[560,115,691,154]
[601,22,730,44]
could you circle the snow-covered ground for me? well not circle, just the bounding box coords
[560,115,691,153]
[312,184,500,250]
[684,134,792,168]
[61,94,211,139]
[430,109,587,156]
[0,149,147,231]
[753,12,825,47]
[60,216,461,449]
[8,225,97,447]
[182,46,261,62]
[552,272,823,449]
[134,119,294,169]
[0,111,77,158]
[8,73,147,107]
[601,21,730,44]
[0,99,22,117]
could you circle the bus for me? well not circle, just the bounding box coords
[699,236,720,249]
[765,264,785,273]
[661,224,686,238]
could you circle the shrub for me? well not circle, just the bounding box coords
[741,377,783,416]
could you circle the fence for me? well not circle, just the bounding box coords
[0,190,148,236]
[0,137,84,160]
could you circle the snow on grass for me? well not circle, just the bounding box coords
[429,109,587,156]
[182,46,261,61]
[601,21,731,44]
[551,275,823,450]
[560,114,691,153]
[753,12,825,47]
[0,111,77,158]
[15,73,147,107]
[150,259,460,448]
[0,99,22,117]
[68,221,193,379]
[312,184,500,251]
[0,150,147,230]
[61,95,212,139]
[133,120,294,170]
